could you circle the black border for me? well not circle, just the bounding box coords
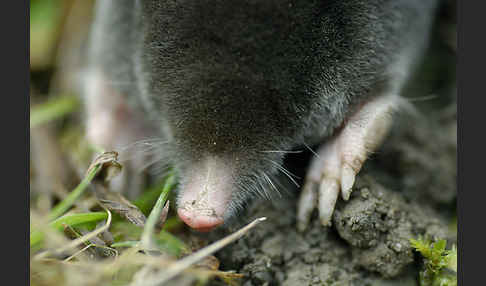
[458,0,483,285]
[4,0,30,285]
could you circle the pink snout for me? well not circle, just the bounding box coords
[177,208,224,232]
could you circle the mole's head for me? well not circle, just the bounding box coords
[162,83,300,232]
[133,0,383,230]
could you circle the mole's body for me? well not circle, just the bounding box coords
[84,0,439,231]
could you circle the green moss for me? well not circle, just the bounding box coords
[410,237,457,286]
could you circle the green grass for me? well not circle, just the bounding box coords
[30,151,184,254]
[47,163,102,221]
[30,211,108,248]
[140,173,175,249]
[30,96,81,128]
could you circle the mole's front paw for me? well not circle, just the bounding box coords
[297,94,398,231]
[296,137,360,231]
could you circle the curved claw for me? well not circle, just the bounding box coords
[340,164,356,201]
[318,178,339,226]
[297,181,318,232]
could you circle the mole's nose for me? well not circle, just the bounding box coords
[177,208,224,232]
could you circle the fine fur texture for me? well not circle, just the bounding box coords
[85,0,439,225]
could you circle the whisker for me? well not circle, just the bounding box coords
[262,172,281,198]
[260,150,303,154]
[118,138,167,152]
[272,176,291,195]
[122,144,159,155]
[139,153,167,172]
[265,159,300,188]
[405,94,439,102]
[268,159,300,179]
[241,182,262,201]
[256,176,272,201]
[303,142,320,158]
[117,138,168,162]
[148,161,171,177]
[118,149,157,163]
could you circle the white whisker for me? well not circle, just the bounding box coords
[256,176,272,201]
[303,142,320,158]
[262,172,281,198]
[405,94,439,102]
[116,138,168,162]
[260,150,303,154]
[266,159,300,188]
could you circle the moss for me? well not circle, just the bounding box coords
[410,237,457,286]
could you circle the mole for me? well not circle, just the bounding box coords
[82,0,440,232]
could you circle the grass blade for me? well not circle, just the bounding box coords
[30,96,80,128]
[34,209,112,260]
[140,173,175,251]
[47,151,120,221]
[30,211,108,247]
